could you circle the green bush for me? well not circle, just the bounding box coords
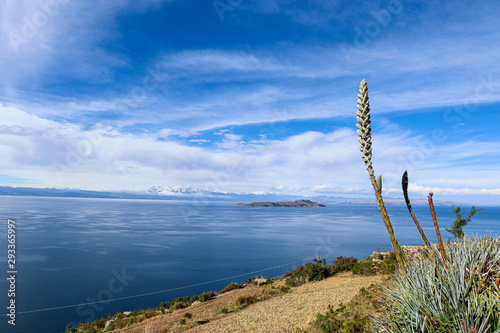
[170,302,187,310]
[446,205,483,239]
[312,283,378,333]
[286,261,332,287]
[313,302,369,333]
[221,282,244,293]
[377,252,398,275]
[372,237,500,332]
[170,296,191,309]
[170,296,191,310]
[314,311,343,332]
[198,291,215,302]
[331,256,358,274]
[350,261,376,276]
[184,312,192,319]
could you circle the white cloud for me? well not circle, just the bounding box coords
[224,133,243,141]
[161,50,281,73]
[385,183,500,197]
[159,129,199,138]
[0,103,58,129]
[311,185,368,194]
[273,185,302,192]
[0,0,170,95]
[251,191,268,195]
[0,102,498,206]
[6,35,500,138]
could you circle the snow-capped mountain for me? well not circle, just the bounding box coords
[147,185,230,196]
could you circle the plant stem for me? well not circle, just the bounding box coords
[428,192,447,268]
[368,168,406,267]
[402,171,431,248]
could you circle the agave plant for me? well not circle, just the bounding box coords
[372,236,500,332]
[356,79,406,266]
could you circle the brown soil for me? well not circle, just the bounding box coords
[109,272,384,333]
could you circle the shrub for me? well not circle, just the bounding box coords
[170,302,187,310]
[179,318,186,325]
[184,312,192,319]
[286,261,331,287]
[331,256,358,274]
[313,311,343,332]
[377,252,398,275]
[313,302,370,333]
[261,287,278,296]
[235,295,257,306]
[312,285,376,333]
[221,282,243,294]
[446,205,483,239]
[372,237,500,332]
[170,296,191,310]
[198,291,215,302]
[350,261,376,275]
[143,309,157,319]
[220,307,229,314]
[277,284,290,293]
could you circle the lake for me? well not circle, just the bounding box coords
[0,196,498,333]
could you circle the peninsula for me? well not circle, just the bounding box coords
[235,199,326,207]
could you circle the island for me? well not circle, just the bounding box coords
[235,199,326,207]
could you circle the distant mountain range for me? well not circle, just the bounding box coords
[0,185,476,206]
[147,185,230,196]
[0,185,298,202]
[0,186,161,200]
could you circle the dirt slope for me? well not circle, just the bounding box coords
[110,272,384,333]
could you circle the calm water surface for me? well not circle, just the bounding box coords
[0,196,498,333]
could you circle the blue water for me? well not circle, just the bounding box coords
[0,196,498,333]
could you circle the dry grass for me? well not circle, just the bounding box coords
[109,272,384,333]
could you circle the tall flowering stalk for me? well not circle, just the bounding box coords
[428,192,448,268]
[356,79,406,266]
[402,171,431,248]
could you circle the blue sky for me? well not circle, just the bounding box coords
[1,0,500,204]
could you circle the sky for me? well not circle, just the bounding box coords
[0,0,500,204]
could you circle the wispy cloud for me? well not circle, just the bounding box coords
[161,50,281,73]
[1,100,499,205]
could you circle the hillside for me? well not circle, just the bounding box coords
[108,272,383,333]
